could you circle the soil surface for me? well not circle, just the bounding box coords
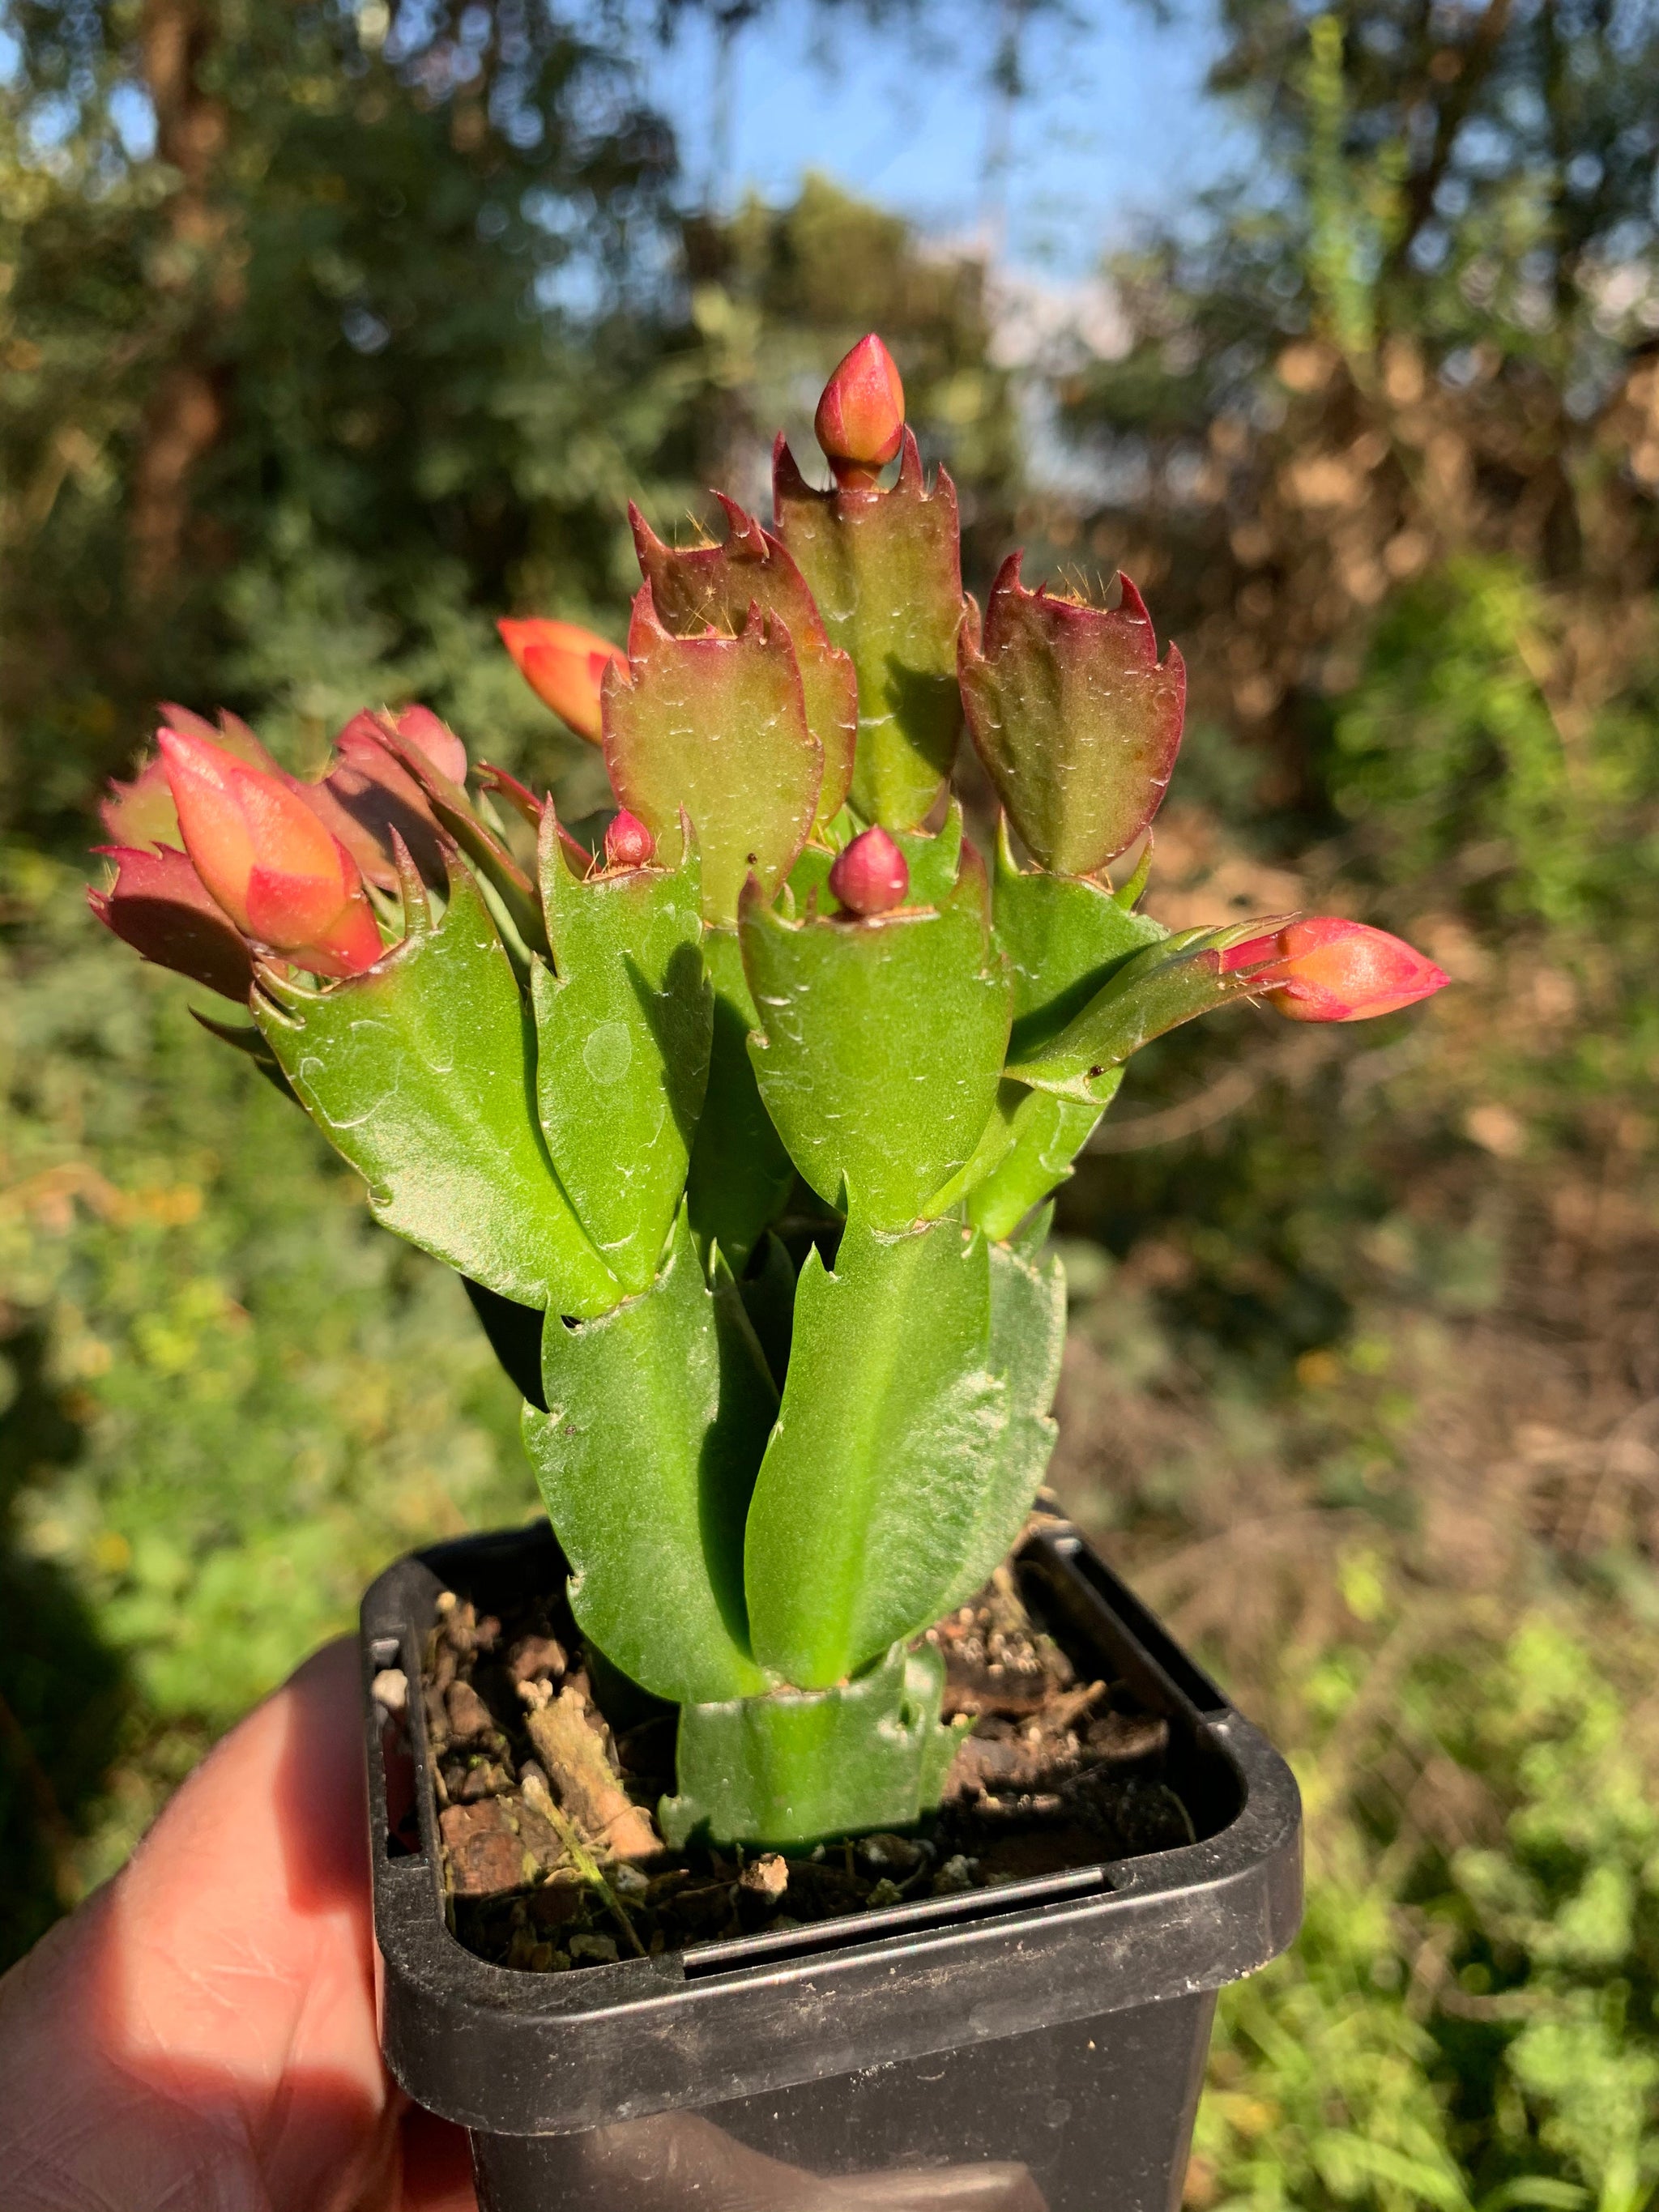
[378,1532,1195,1975]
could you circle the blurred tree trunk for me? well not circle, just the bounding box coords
[130,0,240,597]
[1381,0,1514,283]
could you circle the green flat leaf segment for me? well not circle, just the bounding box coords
[630,496,858,830]
[603,588,822,927]
[994,821,1167,1062]
[661,1641,959,1849]
[523,1209,773,1706]
[744,1217,1004,1689]
[741,844,1011,1231]
[533,825,711,1295]
[965,1081,1115,1241]
[684,926,798,1270]
[926,1237,1066,1620]
[1008,923,1272,1103]
[254,858,620,1315]
[774,430,966,832]
[894,800,967,909]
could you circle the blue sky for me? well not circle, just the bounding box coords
[640,0,1252,276]
[1,0,1251,279]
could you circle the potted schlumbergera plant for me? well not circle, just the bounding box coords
[92,335,1445,2212]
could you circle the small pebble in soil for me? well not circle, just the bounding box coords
[739,1853,789,1901]
[371,1668,407,1713]
[569,1933,620,1964]
[934,1855,976,1894]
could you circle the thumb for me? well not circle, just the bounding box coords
[0,1638,471,2212]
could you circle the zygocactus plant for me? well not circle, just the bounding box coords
[90,334,1448,1852]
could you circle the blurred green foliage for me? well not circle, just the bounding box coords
[1193,1597,1659,2212]
[0,840,535,1959]
[4,0,1659,2201]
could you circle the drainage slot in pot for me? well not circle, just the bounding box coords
[370,1637,421,1859]
[682,1863,1112,1979]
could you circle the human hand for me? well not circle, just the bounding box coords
[0,1639,476,2212]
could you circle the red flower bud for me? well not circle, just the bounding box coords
[497,618,627,744]
[1222,917,1448,1022]
[603,808,655,871]
[828,825,909,916]
[814,334,906,488]
[157,728,382,977]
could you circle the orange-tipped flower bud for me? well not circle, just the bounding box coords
[497,618,627,744]
[157,728,382,977]
[1222,917,1448,1022]
[814,334,906,488]
[604,808,655,871]
[828,825,909,916]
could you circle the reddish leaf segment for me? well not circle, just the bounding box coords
[960,555,1186,879]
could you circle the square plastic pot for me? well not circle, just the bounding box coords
[360,1519,1302,2212]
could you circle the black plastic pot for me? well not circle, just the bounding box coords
[360,1519,1302,2212]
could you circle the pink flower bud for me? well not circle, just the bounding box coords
[497,618,627,744]
[603,808,655,870]
[828,825,909,916]
[392,704,467,786]
[814,334,906,488]
[1222,917,1448,1022]
[157,728,382,977]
